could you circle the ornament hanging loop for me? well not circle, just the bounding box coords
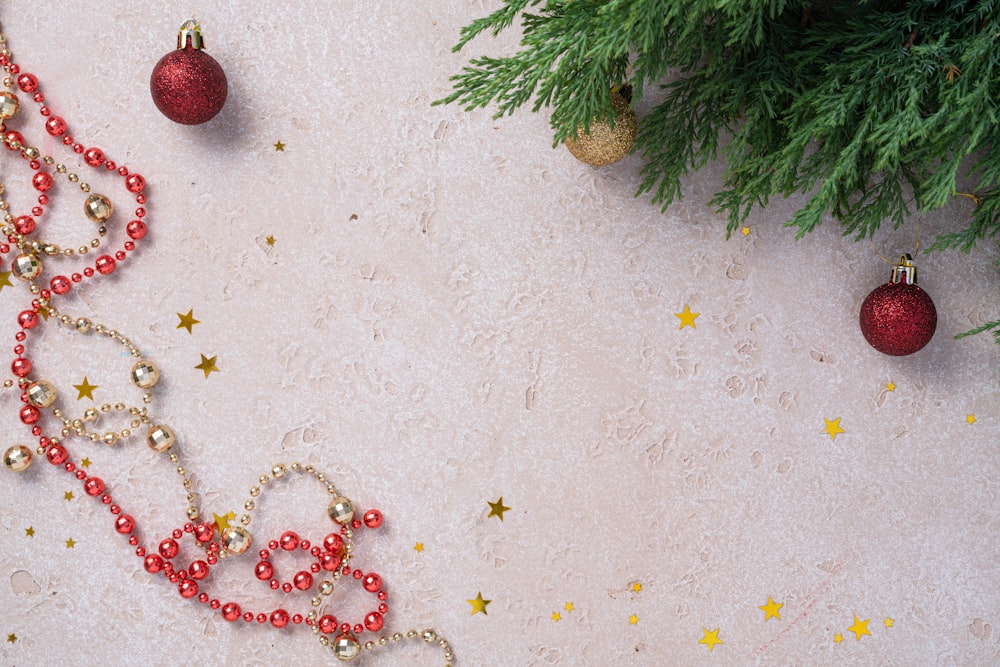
[890,254,917,285]
[177,19,205,50]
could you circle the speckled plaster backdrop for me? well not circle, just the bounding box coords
[0,2,997,666]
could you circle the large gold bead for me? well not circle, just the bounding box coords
[0,91,19,120]
[84,193,113,223]
[130,360,160,388]
[327,496,355,525]
[332,634,361,662]
[26,379,57,408]
[4,445,33,472]
[11,253,41,281]
[147,424,176,452]
[564,88,637,166]
[221,526,252,554]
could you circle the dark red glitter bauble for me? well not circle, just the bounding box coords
[859,281,937,356]
[150,46,227,125]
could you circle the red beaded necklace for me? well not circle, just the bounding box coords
[0,25,452,665]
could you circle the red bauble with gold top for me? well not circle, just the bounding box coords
[859,254,937,356]
[150,19,227,125]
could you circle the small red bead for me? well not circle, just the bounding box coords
[292,614,303,625]
[19,405,40,424]
[351,518,362,529]
[135,207,146,218]
[279,531,299,551]
[281,582,292,593]
[300,539,311,551]
[72,273,84,282]
[84,477,105,496]
[124,241,135,251]
[50,275,71,295]
[136,194,146,205]
[254,561,274,581]
[118,166,129,176]
[377,602,388,614]
[172,528,183,540]
[242,612,253,623]
[194,523,214,542]
[95,255,115,274]
[37,195,48,205]
[189,561,209,580]
[183,523,194,533]
[39,106,50,117]
[30,426,42,437]
[102,494,113,505]
[341,623,351,634]
[269,580,279,590]
[5,130,23,149]
[18,310,38,329]
[115,515,135,534]
[83,148,104,166]
[45,116,66,136]
[310,546,322,557]
[363,509,383,529]
[62,136,73,145]
[270,609,290,629]
[17,73,38,92]
[365,611,385,632]
[114,250,126,261]
[126,220,147,239]
[318,615,338,634]
[125,173,145,193]
[73,143,84,154]
[377,590,387,601]
[159,539,180,559]
[65,462,75,472]
[136,547,146,557]
[256,614,267,624]
[198,593,209,603]
[206,554,218,565]
[353,624,363,635]
[31,172,53,192]
[293,571,313,590]
[105,161,116,171]
[310,563,320,573]
[178,579,199,598]
[362,573,382,592]
[144,554,164,573]
[268,540,279,551]
[323,534,343,552]
[128,536,139,546]
[75,470,87,480]
[13,344,23,355]
[210,599,221,610]
[29,160,40,170]
[46,445,68,464]
[12,358,31,377]
[31,206,43,217]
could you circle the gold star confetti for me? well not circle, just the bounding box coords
[675,304,700,329]
[966,414,976,425]
[414,542,424,553]
[564,602,574,612]
[552,612,561,622]
[6,633,15,644]
[274,140,285,151]
[629,614,639,625]
[759,596,783,621]
[64,491,74,501]
[0,270,12,291]
[176,309,200,334]
[847,616,871,641]
[24,526,34,538]
[884,617,895,628]
[740,226,751,237]
[73,377,98,400]
[266,235,276,246]
[213,511,235,533]
[834,633,844,644]
[467,592,491,615]
[196,354,219,378]
[886,381,896,392]
[80,457,92,468]
[65,537,76,549]
[487,497,510,521]
[822,417,845,441]
[698,627,723,652]
[632,582,643,593]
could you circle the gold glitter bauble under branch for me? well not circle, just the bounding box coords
[564,89,637,166]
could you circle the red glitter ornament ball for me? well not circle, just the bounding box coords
[150,20,227,125]
[859,255,936,356]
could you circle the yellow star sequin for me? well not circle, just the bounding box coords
[6,633,15,644]
[266,235,276,246]
[740,226,751,237]
[274,140,285,151]
[0,270,12,291]
[176,309,200,334]
[73,377,98,400]
[81,458,92,468]
[822,417,845,441]
[847,616,871,641]
[213,512,234,533]
[552,612,561,622]
[65,537,76,549]
[834,633,844,644]
[564,602,574,612]
[884,617,895,628]
[885,381,896,392]
[698,627,723,652]
[759,596,783,621]
[25,526,34,537]
[64,491,74,501]
[629,614,639,625]
[196,354,219,378]
[632,582,643,593]
[675,304,700,329]
[467,592,491,615]
[414,542,424,553]
[966,414,976,425]
[487,497,510,521]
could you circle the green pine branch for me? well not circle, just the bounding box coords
[439,0,999,342]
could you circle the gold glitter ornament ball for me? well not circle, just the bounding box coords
[564,89,637,166]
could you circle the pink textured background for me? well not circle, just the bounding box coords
[0,2,997,665]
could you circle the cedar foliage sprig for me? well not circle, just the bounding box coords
[438,0,1000,342]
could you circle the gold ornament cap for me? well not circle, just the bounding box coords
[890,254,918,285]
[177,18,206,50]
